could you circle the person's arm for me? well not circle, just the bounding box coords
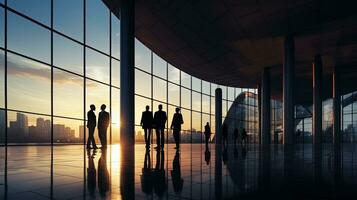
[170,116,174,129]
[180,114,184,124]
[140,112,144,126]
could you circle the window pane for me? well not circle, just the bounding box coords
[192,77,201,92]
[86,0,109,53]
[0,8,3,48]
[111,88,120,144]
[153,77,167,102]
[135,39,151,73]
[168,83,179,106]
[192,111,201,134]
[153,53,166,79]
[0,50,4,108]
[8,111,51,143]
[8,0,50,25]
[181,108,191,131]
[211,83,217,97]
[135,95,151,125]
[211,96,215,115]
[181,71,190,88]
[54,0,83,41]
[53,69,83,119]
[135,69,151,97]
[202,114,210,135]
[221,86,227,100]
[7,53,51,114]
[86,80,110,115]
[202,80,210,95]
[228,87,235,101]
[8,12,51,63]
[112,59,120,87]
[0,110,4,144]
[53,33,83,75]
[168,63,179,84]
[86,48,110,83]
[111,14,120,59]
[192,91,201,112]
[53,117,83,143]
[202,94,210,114]
[181,87,191,109]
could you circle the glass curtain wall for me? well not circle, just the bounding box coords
[0,0,258,146]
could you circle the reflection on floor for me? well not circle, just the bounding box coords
[1,143,357,199]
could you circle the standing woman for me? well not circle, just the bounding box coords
[170,108,184,150]
[204,122,211,148]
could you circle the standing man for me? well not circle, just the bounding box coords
[204,122,211,149]
[98,104,110,149]
[141,105,153,149]
[87,104,98,149]
[154,104,167,150]
[170,108,184,150]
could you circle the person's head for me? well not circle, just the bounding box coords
[145,105,150,111]
[101,104,106,111]
[90,104,96,111]
[175,107,180,113]
[158,104,163,110]
[206,122,209,126]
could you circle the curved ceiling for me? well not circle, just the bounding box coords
[104,0,357,102]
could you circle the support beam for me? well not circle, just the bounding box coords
[120,0,135,199]
[333,69,341,148]
[215,88,222,146]
[313,55,322,144]
[283,35,295,145]
[257,84,262,144]
[261,68,271,145]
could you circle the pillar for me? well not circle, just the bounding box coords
[261,68,271,145]
[313,55,322,144]
[120,0,135,199]
[333,68,341,149]
[283,35,295,145]
[215,88,222,146]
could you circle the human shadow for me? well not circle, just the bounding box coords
[98,149,110,197]
[171,150,184,194]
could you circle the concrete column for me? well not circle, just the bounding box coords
[120,0,135,199]
[261,68,271,145]
[283,35,295,145]
[215,88,222,146]
[313,55,322,144]
[333,69,341,148]
[257,84,262,144]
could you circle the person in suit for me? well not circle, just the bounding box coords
[87,104,98,149]
[98,104,110,149]
[170,107,184,150]
[154,105,167,149]
[204,122,211,148]
[241,128,248,145]
[141,105,153,149]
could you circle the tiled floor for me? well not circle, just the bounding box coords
[1,143,357,199]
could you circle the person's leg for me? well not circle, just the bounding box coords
[160,128,165,149]
[86,129,92,149]
[155,128,160,148]
[147,128,151,147]
[173,130,178,149]
[144,128,148,147]
[178,131,181,149]
[102,128,107,148]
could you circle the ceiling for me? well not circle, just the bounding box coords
[104,0,357,104]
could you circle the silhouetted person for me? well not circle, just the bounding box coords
[154,105,167,149]
[241,145,247,160]
[141,149,153,195]
[222,145,228,165]
[241,128,248,145]
[204,122,211,148]
[87,149,96,198]
[233,128,239,146]
[141,105,154,149]
[171,151,183,194]
[98,149,110,197]
[170,107,184,150]
[98,104,110,149]
[87,104,98,149]
[222,123,228,147]
[153,149,166,197]
[205,147,211,165]
[296,129,301,143]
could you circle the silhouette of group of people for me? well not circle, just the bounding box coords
[222,123,248,147]
[141,105,183,150]
[87,149,110,198]
[141,148,183,197]
[87,104,110,150]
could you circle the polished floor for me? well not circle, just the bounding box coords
[1,143,357,199]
